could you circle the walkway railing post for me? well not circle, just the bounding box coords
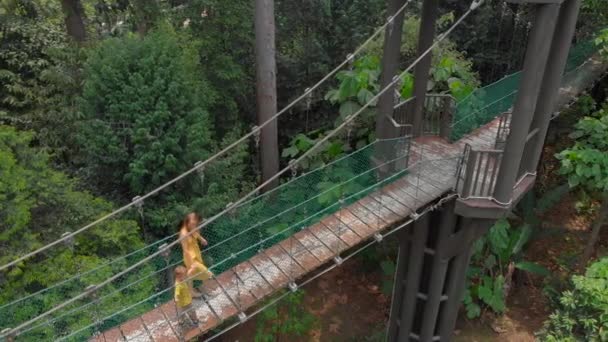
[493,2,561,204]
[411,0,439,137]
[520,0,582,175]
[375,0,408,176]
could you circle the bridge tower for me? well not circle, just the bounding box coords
[382,0,582,341]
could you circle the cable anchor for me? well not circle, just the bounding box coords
[61,231,75,251]
[374,233,383,243]
[387,15,394,35]
[226,202,236,218]
[132,196,144,218]
[288,282,298,292]
[158,243,171,260]
[346,53,355,70]
[289,159,298,178]
[333,256,344,265]
[252,125,261,148]
[195,161,205,186]
[392,75,402,103]
[470,0,484,11]
[305,87,313,110]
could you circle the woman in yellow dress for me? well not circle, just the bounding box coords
[178,212,213,298]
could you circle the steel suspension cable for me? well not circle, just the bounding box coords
[22,142,414,338]
[0,0,414,274]
[2,0,484,337]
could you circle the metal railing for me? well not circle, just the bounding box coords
[386,113,413,171]
[455,144,503,200]
[393,94,456,140]
[495,111,511,149]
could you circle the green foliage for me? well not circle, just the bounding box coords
[538,257,608,341]
[255,290,317,341]
[282,130,348,170]
[273,0,386,109]
[464,187,562,319]
[557,107,608,193]
[595,28,608,59]
[365,14,480,99]
[0,6,86,162]
[0,125,155,339]
[172,0,255,129]
[78,26,250,235]
[322,55,380,149]
[580,0,608,37]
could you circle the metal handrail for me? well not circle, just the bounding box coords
[455,144,503,200]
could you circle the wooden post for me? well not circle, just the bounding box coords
[255,0,280,190]
[61,0,87,43]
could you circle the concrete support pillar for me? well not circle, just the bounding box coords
[376,0,409,141]
[520,0,582,175]
[493,3,560,204]
[387,200,492,341]
[411,0,439,137]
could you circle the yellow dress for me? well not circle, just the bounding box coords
[181,232,212,281]
[174,281,192,308]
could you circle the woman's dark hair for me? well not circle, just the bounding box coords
[178,212,202,230]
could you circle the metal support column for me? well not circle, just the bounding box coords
[411,0,439,137]
[387,200,491,341]
[520,0,582,175]
[493,3,560,204]
[376,0,409,142]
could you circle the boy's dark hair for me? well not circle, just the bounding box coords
[174,265,187,277]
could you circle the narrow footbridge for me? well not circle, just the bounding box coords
[0,23,604,342]
[92,53,605,342]
[95,120,500,342]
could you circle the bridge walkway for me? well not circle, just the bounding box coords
[94,117,500,342]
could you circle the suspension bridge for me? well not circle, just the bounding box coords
[0,0,605,341]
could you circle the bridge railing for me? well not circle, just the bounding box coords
[455,143,503,200]
[494,111,511,150]
[393,94,456,140]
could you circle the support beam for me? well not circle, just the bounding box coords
[387,200,493,341]
[520,0,582,174]
[376,0,409,141]
[255,0,280,190]
[411,0,439,137]
[493,3,560,204]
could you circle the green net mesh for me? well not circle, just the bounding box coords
[8,137,411,341]
[450,40,598,141]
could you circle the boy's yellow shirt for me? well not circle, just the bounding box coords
[174,281,192,308]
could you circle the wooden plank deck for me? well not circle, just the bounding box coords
[94,118,500,342]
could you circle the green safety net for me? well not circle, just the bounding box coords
[450,40,599,141]
[8,137,411,341]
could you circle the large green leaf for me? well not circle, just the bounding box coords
[515,261,550,276]
[511,224,532,255]
[357,88,375,106]
[339,100,362,119]
[536,184,570,214]
[488,218,510,257]
[338,73,359,101]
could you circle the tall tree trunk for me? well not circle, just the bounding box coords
[131,0,160,36]
[579,193,608,271]
[255,0,279,191]
[61,0,87,43]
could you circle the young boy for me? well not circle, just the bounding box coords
[174,266,200,330]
